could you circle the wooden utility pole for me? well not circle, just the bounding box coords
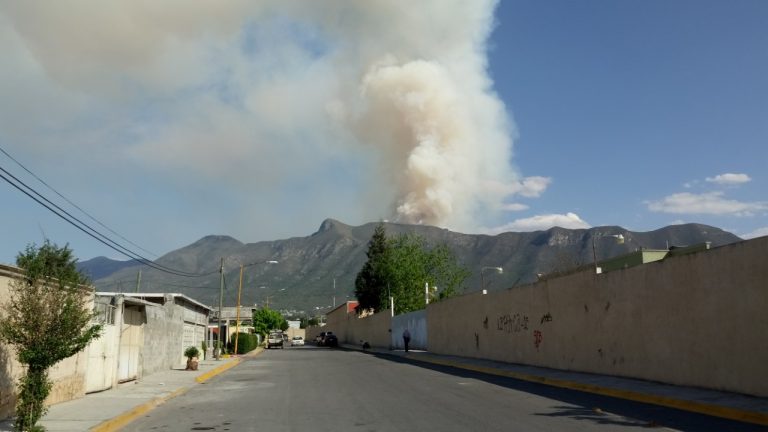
[135,269,141,293]
[234,264,244,355]
[217,257,224,360]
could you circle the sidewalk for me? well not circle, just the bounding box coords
[0,350,258,432]
[342,343,768,427]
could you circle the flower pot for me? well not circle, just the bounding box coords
[186,357,199,371]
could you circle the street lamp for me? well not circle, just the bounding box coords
[480,266,503,293]
[234,260,278,355]
[591,234,624,274]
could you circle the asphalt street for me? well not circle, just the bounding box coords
[121,346,764,432]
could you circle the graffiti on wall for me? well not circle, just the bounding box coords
[533,330,543,351]
[540,313,553,324]
[497,313,529,333]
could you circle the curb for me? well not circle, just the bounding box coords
[90,351,262,432]
[406,355,768,427]
[90,387,188,432]
[195,358,242,384]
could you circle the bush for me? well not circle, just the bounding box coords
[233,332,258,354]
[184,346,200,360]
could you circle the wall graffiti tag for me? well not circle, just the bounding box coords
[540,313,553,324]
[497,313,529,333]
[533,330,543,351]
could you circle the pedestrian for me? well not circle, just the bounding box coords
[402,328,411,352]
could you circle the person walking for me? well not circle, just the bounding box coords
[402,328,411,352]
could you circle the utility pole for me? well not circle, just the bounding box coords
[135,269,141,293]
[217,257,224,360]
[333,277,336,308]
[234,264,244,356]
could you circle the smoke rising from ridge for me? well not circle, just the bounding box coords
[0,0,544,234]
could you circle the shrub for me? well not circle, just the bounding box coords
[184,346,200,360]
[233,332,258,354]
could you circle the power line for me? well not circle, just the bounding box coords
[0,145,159,258]
[0,164,215,278]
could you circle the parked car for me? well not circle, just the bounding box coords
[291,336,304,346]
[266,331,284,349]
[323,332,338,347]
[317,331,336,346]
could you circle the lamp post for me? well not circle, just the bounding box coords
[234,260,278,355]
[592,234,624,274]
[480,266,503,293]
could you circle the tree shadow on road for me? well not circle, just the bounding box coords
[535,405,653,428]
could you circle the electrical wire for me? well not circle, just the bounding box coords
[0,165,216,278]
[0,145,160,258]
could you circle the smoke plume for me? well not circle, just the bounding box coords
[1,0,532,235]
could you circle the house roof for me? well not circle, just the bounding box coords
[96,292,212,311]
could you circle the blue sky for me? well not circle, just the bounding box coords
[490,0,767,234]
[0,1,766,265]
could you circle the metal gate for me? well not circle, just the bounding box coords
[85,324,117,393]
[118,307,143,382]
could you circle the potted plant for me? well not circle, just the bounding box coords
[184,346,200,371]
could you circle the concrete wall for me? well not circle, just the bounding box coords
[306,309,393,349]
[392,310,426,350]
[143,300,181,375]
[344,310,392,349]
[428,236,768,397]
[0,265,92,419]
[141,295,208,375]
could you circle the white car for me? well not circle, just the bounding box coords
[291,336,304,346]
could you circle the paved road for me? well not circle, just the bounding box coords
[122,346,762,431]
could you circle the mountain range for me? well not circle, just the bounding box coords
[80,219,742,315]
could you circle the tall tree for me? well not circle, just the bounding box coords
[0,241,102,431]
[252,307,287,337]
[383,234,470,314]
[354,223,389,313]
[355,225,470,315]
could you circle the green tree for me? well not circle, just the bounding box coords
[354,223,389,313]
[252,307,287,337]
[383,234,470,314]
[0,241,102,431]
[354,226,470,315]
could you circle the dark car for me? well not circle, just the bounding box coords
[323,332,338,347]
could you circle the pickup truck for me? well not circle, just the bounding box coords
[266,331,284,349]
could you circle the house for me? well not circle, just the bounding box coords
[87,292,211,392]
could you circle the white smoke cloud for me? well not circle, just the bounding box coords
[484,212,591,234]
[501,203,529,212]
[742,226,768,239]
[705,173,751,185]
[647,192,767,216]
[1,1,529,237]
